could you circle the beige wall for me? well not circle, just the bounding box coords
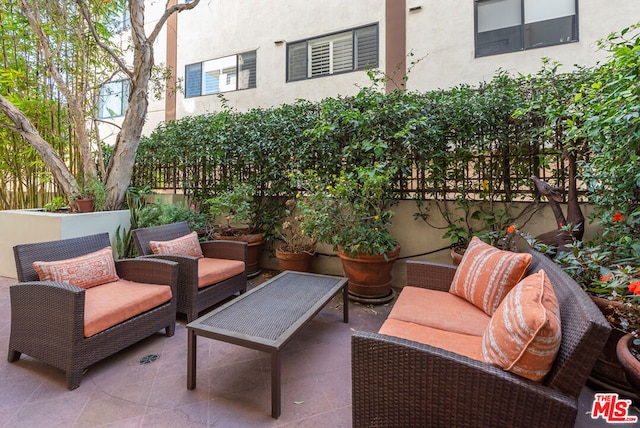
[260,199,601,289]
[97,1,638,142]
[405,0,640,91]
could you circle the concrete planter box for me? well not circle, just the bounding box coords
[0,209,130,279]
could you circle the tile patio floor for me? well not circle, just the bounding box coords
[0,272,637,427]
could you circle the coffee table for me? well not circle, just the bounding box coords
[186,271,349,418]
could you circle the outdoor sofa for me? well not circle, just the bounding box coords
[352,237,611,427]
[9,233,178,390]
[132,221,247,321]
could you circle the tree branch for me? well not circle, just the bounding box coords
[74,0,133,79]
[148,0,201,44]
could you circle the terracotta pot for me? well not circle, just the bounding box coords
[617,334,640,396]
[337,244,400,302]
[75,198,94,213]
[218,232,264,278]
[275,247,314,273]
[450,247,465,266]
[588,296,640,399]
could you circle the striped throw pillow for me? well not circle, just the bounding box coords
[33,246,119,289]
[449,237,531,316]
[481,269,562,381]
[150,231,203,258]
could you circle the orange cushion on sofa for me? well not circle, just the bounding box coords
[150,231,203,258]
[481,269,562,381]
[388,286,491,337]
[83,279,172,337]
[33,246,119,289]
[379,318,484,362]
[198,257,245,288]
[449,237,531,316]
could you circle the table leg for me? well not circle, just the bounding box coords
[271,350,281,418]
[342,284,349,323]
[187,329,197,389]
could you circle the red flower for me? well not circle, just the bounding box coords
[601,274,613,282]
[630,281,640,295]
[506,224,516,234]
[613,212,625,222]
[558,222,564,227]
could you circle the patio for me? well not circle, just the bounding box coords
[0,272,636,427]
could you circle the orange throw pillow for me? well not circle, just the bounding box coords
[33,246,119,289]
[149,231,203,258]
[449,236,531,316]
[481,269,562,381]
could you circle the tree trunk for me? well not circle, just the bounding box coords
[0,94,78,196]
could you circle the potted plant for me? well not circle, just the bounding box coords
[296,163,399,303]
[72,176,106,212]
[274,198,317,272]
[553,211,640,398]
[207,182,265,277]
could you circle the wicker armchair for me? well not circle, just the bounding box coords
[9,233,178,390]
[132,221,247,321]
[351,246,611,428]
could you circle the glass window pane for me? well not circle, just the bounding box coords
[287,42,307,81]
[525,15,576,48]
[477,0,521,33]
[525,0,575,24]
[355,25,378,69]
[185,63,202,97]
[202,55,236,94]
[98,81,126,118]
[331,35,353,73]
[238,51,256,89]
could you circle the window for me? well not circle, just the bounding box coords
[475,0,578,57]
[185,51,256,98]
[108,8,130,33]
[98,80,129,118]
[287,24,378,82]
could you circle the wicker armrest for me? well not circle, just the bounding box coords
[115,258,178,294]
[406,260,457,292]
[9,281,86,341]
[352,331,577,428]
[200,240,247,261]
[139,254,198,285]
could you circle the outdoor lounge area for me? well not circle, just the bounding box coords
[0,269,638,427]
[1,3,639,426]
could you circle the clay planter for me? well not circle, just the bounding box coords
[218,232,264,278]
[450,246,465,266]
[74,198,94,213]
[588,296,640,400]
[338,244,400,304]
[275,247,314,273]
[616,334,640,397]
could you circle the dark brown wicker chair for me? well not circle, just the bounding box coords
[9,233,178,390]
[132,221,247,322]
[351,246,611,428]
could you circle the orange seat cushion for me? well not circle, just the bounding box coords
[449,237,532,316]
[379,318,484,362]
[150,231,204,258]
[482,269,562,381]
[83,279,172,337]
[388,286,490,337]
[197,257,246,288]
[33,246,119,289]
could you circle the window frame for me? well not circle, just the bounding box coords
[97,79,130,119]
[184,50,257,98]
[474,0,579,58]
[286,23,379,82]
